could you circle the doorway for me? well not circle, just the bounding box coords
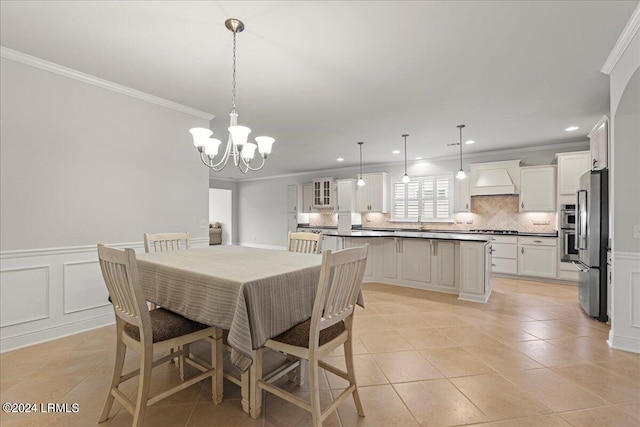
[209,188,232,245]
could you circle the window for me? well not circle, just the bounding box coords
[392,174,454,222]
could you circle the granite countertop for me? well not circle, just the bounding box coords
[322,229,491,242]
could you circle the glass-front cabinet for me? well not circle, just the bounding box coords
[312,177,334,208]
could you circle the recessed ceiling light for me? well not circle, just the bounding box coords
[415,156,423,160]
[336,157,344,162]
[465,140,476,145]
[565,126,579,132]
[392,150,400,154]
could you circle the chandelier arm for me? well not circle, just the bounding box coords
[240,155,266,172]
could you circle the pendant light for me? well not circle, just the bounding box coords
[401,134,410,183]
[357,142,366,186]
[456,125,467,180]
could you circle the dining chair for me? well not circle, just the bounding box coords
[252,245,369,426]
[143,232,190,253]
[97,244,223,427]
[287,231,322,254]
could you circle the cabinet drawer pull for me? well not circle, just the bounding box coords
[521,202,524,208]
[533,240,542,243]
[492,264,496,267]
[521,247,524,254]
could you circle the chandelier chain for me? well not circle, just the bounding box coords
[232,30,237,110]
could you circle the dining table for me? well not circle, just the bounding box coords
[135,244,324,413]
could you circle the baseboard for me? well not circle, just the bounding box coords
[608,330,640,354]
[1,313,114,353]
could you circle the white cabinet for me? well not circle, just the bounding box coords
[459,242,492,303]
[490,235,518,274]
[588,116,608,170]
[433,241,456,289]
[401,239,431,283]
[336,179,356,212]
[520,166,556,212]
[312,177,334,208]
[454,177,471,213]
[355,173,389,213]
[302,183,313,213]
[382,237,397,279]
[556,151,591,205]
[518,237,557,278]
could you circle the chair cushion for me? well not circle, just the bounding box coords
[124,308,210,343]
[271,318,345,348]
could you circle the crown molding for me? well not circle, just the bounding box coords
[0,46,214,121]
[587,115,609,138]
[233,140,589,183]
[601,3,640,75]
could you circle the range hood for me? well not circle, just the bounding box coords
[469,160,522,196]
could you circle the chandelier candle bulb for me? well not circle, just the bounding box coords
[241,142,257,160]
[204,138,222,157]
[255,136,275,157]
[190,127,213,148]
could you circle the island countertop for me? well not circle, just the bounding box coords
[322,229,491,242]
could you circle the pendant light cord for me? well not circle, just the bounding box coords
[459,127,463,170]
[359,142,363,177]
[403,134,408,175]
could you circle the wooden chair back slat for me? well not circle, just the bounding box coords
[287,231,321,254]
[309,245,368,345]
[144,232,190,253]
[98,245,151,335]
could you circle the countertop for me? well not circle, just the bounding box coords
[297,225,557,238]
[322,229,491,242]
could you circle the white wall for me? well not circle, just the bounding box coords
[0,54,211,351]
[209,188,232,244]
[607,15,640,353]
[210,178,239,244]
[235,143,589,248]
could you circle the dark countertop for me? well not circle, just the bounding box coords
[322,229,491,242]
[298,225,557,238]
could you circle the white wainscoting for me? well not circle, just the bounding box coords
[0,237,209,353]
[609,251,640,354]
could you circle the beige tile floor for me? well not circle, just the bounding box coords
[1,277,639,426]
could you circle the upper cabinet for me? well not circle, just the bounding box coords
[520,166,556,212]
[335,179,356,212]
[356,173,389,213]
[454,177,471,213]
[556,151,591,205]
[312,177,334,208]
[588,116,609,170]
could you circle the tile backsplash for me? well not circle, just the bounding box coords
[307,195,557,233]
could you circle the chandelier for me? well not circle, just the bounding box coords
[189,18,274,173]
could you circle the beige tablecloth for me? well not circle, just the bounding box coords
[137,246,322,371]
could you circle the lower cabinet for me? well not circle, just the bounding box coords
[490,236,518,274]
[518,237,557,278]
[382,237,397,279]
[401,239,431,283]
[459,242,492,303]
[344,236,488,300]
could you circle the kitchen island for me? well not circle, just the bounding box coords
[322,230,493,303]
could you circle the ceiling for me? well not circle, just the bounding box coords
[1,1,637,180]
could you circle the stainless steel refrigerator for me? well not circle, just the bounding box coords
[573,169,609,321]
